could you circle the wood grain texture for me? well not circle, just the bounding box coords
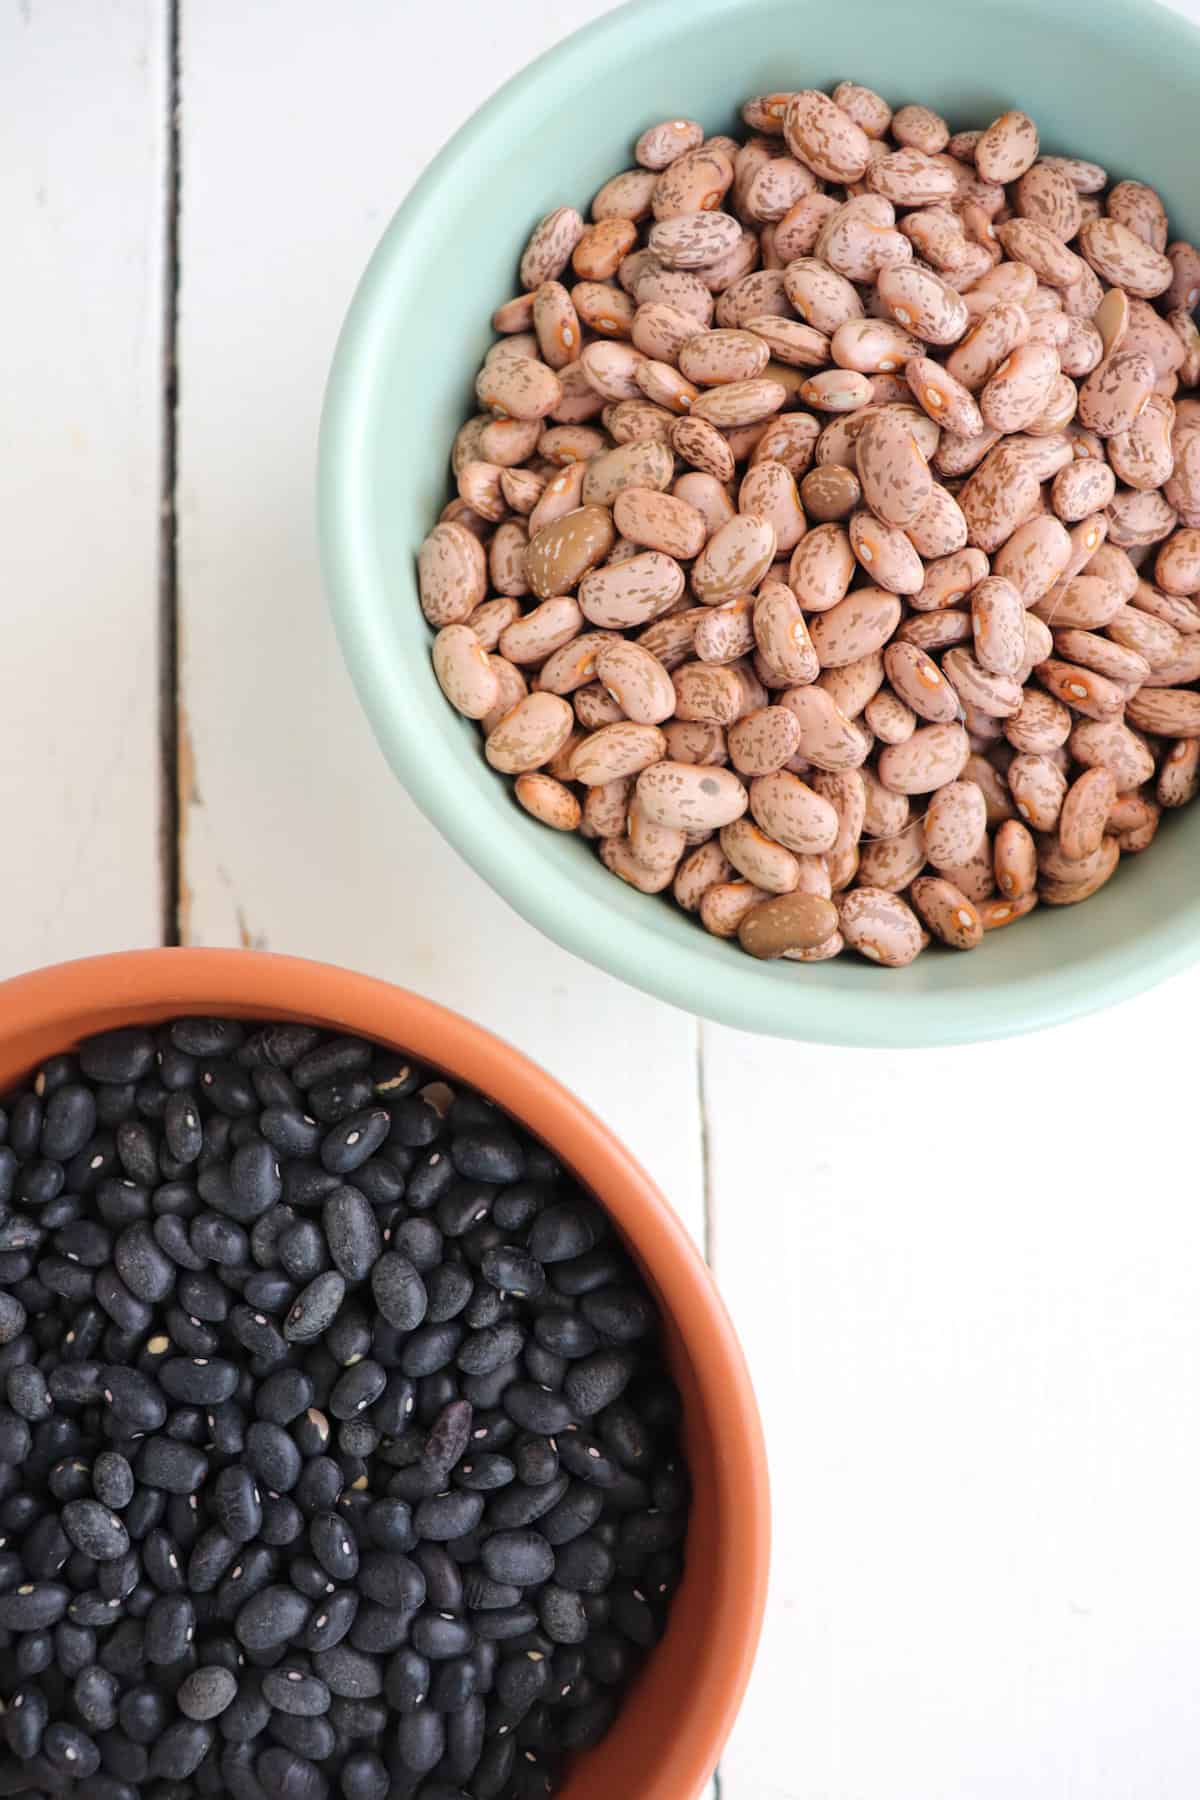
[173,0,706,1237]
[0,0,169,974]
[709,961,1200,1799]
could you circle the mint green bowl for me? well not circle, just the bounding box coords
[319,0,1200,1048]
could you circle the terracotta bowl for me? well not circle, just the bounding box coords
[0,948,769,1800]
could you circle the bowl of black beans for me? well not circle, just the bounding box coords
[0,948,768,1800]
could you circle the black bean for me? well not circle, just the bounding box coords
[549,1248,625,1298]
[256,1746,327,1800]
[502,1383,574,1435]
[449,1125,525,1187]
[369,1253,426,1332]
[260,1107,322,1159]
[61,1499,130,1562]
[223,1140,283,1223]
[235,1585,310,1653]
[480,1247,545,1299]
[239,1024,321,1071]
[337,1750,388,1800]
[175,1665,238,1720]
[136,1438,208,1495]
[262,1668,331,1716]
[0,1581,69,1628]
[268,1712,335,1764]
[283,1273,345,1344]
[579,1284,655,1342]
[321,1189,381,1285]
[41,1085,99,1162]
[455,1454,515,1493]
[148,1717,215,1779]
[217,1677,271,1744]
[423,1262,473,1324]
[161,1356,239,1404]
[80,1030,156,1086]
[398,1322,462,1378]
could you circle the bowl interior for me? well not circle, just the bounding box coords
[321,0,1200,1046]
[0,950,767,1800]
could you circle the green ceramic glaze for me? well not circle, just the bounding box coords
[319,0,1200,1047]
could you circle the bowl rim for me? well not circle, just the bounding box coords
[318,0,1200,1047]
[0,946,770,1798]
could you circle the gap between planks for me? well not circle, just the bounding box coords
[159,0,182,947]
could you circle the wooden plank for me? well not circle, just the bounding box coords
[710,963,1200,1799]
[173,0,704,1234]
[0,0,169,975]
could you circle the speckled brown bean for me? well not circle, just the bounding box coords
[747,769,840,853]
[569,721,667,785]
[1077,350,1156,437]
[1159,738,1200,807]
[699,880,768,936]
[735,889,840,957]
[719,818,801,894]
[980,343,1061,433]
[610,488,704,561]
[992,516,1073,605]
[912,546,990,613]
[573,282,636,339]
[514,773,582,832]
[942,647,1023,717]
[581,441,674,508]
[854,407,933,527]
[526,506,617,599]
[432,624,503,719]
[671,661,743,724]
[1126,687,1200,736]
[1079,217,1173,298]
[673,840,736,911]
[921,780,987,869]
[783,89,871,182]
[992,818,1038,897]
[1050,629,1149,685]
[1036,657,1126,720]
[799,465,862,525]
[780,686,870,770]
[1007,752,1068,829]
[877,265,969,345]
[1052,459,1117,522]
[1015,161,1084,239]
[651,145,735,220]
[838,886,924,965]
[910,876,984,948]
[905,483,969,560]
[849,512,924,594]
[580,776,631,839]
[520,206,585,289]
[578,552,684,628]
[499,597,584,665]
[1039,831,1120,904]
[689,379,789,429]
[960,447,1040,553]
[975,110,1040,184]
[883,640,961,724]
[662,719,728,765]
[899,610,972,653]
[726,706,802,776]
[636,760,749,830]
[418,521,488,625]
[970,577,1027,678]
[484,692,575,774]
[946,303,1031,392]
[669,416,734,483]
[979,891,1039,928]
[476,355,564,422]
[1155,529,1200,596]
[877,722,970,794]
[861,673,918,742]
[737,462,807,554]
[692,514,778,603]
[590,638,676,725]
[692,595,756,665]
[1058,766,1118,860]
[808,587,902,668]
[646,210,742,272]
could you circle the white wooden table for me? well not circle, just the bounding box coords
[4,3,1200,1793]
